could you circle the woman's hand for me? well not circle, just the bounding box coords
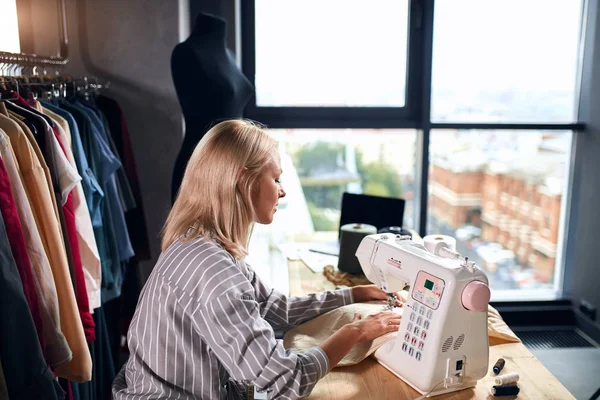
[319,310,402,367]
[352,284,404,307]
[347,311,402,342]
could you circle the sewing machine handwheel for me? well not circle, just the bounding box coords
[462,281,490,312]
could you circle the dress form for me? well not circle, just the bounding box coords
[170,13,253,202]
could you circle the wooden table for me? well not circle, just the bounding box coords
[288,260,575,400]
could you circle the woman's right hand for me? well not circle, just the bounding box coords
[348,311,402,342]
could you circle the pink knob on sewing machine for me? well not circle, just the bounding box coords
[462,281,491,312]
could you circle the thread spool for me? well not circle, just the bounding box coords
[338,223,377,275]
[494,372,519,385]
[491,384,520,397]
[493,358,506,374]
[423,235,457,256]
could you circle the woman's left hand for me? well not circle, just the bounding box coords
[352,285,404,307]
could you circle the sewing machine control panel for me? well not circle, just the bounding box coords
[402,302,433,361]
[401,272,444,361]
[411,271,445,310]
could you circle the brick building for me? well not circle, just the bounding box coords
[428,135,566,282]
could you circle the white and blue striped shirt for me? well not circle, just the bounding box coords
[112,236,353,399]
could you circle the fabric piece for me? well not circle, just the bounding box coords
[113,236,353,400]
[0,103,92,383]
[0,153,45,350]
[0,119,72,368]
[96,95,151,261]
[284,303,521,368]
[40,102,103,310]
[284,302,404,367]
[488,305,521,343]
[0,210,65,400]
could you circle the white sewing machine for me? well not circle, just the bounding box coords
[356,234,491,397]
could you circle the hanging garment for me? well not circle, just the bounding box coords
[0,102,92,383]
[0,114,72,368]
[0,210,65,400]
[0,150,45,350]
[58,101,131,303]
[72,99,134,264]
[96,95,151,261]
[39,102,102,311]
[12,97,98,343]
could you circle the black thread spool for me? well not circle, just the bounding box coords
[493,358,506,374]
[492,384,520,396]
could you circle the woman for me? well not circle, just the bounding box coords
[112,120,402,399]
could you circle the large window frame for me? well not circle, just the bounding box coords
[241,0,590,299]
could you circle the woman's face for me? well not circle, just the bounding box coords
[252,152,286,224]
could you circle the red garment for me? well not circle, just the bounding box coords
[0,157,45,349]
[51,126,96,342]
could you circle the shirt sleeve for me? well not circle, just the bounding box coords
[245,262,354,331]
[192,291,330,400]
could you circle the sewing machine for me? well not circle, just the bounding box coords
[356,234,491,397]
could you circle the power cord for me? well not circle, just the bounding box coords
[414,379,447,400]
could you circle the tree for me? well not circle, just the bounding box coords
[356,156,403,199]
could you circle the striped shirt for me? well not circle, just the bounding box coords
[112,236,353,399]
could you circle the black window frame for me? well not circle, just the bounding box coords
[241,0,587,241]
[241,0,428,129]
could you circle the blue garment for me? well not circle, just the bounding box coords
[57,100,131,302]
[40,101,105,228]
[73,100,134,264]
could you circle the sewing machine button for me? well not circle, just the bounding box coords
[409,347,415,356]
[416,316,423,326]
[423,320,430,330]
[419,306,426,315]
[407,323,413,332]
[418,341,424,350]
[416,351,422,361]
[409,312,416,322]
[411,337,417,346]
[414,327,420,335]
[421,330,427,340]
[427,310,433,319]
[402,343,408,352]
[405,333,411,342]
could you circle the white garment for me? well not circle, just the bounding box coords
[42,107,102,311]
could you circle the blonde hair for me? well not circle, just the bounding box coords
[162,119,277,258]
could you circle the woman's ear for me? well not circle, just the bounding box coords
[236,167,249,190]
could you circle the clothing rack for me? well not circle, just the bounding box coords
[0,0,69,67]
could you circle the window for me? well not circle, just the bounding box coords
[243,0,586,300]
[428,130,571,291]
[0,0,21,53]
[431,0,582,123]
[254,0,409,108]
[267,128,416,237]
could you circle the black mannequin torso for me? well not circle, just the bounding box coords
[171,13,253,202]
